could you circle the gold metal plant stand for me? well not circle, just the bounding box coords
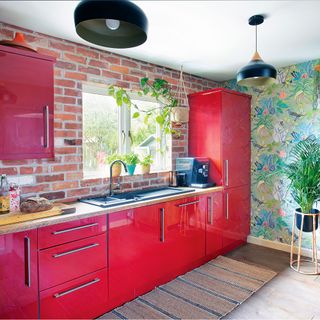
[290,210,320,275]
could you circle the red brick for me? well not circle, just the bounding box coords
[122,59,138,68]
[64,139,81,146]
[67,188,90,197]
[64,88,81,97]
[54,122,63,129]
[36,174,64,183]
[133,181,149,188]
[2,159,29,166]
[80,178,102,187]
[141,65,155,72]
[49,40,75,52]
[77,47,99,58]
[54,87,63,95]
[37,47,61,58]
[55,147,77,154]
[53,164,78,172]
[22,184,50,194]
[64,53,87,64]
[123,74,139,83]
[55,113,77,121]
[19,167,33,174]
[64,155,82,163]
[55,79,76,88]
[66,172,83,180]
[55,96,77,104]
[115,81,130,88]
[102,70,121,79]
[78,66,101,75]
[110,65,129,74]
[100,55,120,64]
[52,181,79,191]
[55,130,77,138]
[56,60,77,70]
[65,72,87,81]
[40,191,65,200]
[64,123,82,130]
[0,167,18,175]
[64,105,82,113]
[88,59,108,68]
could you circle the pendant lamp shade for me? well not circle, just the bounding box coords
[74,0,148,49]
[237,15,277,87]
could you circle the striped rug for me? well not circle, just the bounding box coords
[102,256,277,319]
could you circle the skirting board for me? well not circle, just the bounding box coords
[247,235,314,258]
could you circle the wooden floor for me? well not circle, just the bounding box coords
[225,244,320,320]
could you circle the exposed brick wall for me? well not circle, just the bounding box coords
[0,22,220,201]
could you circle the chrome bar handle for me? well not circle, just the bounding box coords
[226,192,229,220]
[24,236,31,287]
[53,243,99,258]
[207,196,213,225]
[160,208,165,242]
[43,105,49,148]
[225,160,229,187]
[177,200,200,207]
[54,278,100,298]
[52,222,98,235]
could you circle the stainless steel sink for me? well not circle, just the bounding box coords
[80,187,194,208]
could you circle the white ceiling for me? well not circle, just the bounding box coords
[0,1,320,81]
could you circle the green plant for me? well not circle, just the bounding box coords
[106,153,122,164]
[140,154,153,166]
[123,153,140,166]
[281,136,320,213]
[108,78,179,138]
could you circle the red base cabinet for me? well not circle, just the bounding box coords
[0,230,38,319]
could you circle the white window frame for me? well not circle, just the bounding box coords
[82,83,171,176]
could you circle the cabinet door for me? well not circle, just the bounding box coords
[108,206,162,309]
[160,197,205,282]
[0,230,38,319]
[221,92,251,188]
[0,48,54,159]
[203,192,223,258]
[222,185,250,252]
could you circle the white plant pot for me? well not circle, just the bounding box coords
[171,106,189,123]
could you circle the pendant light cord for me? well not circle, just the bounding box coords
[255,24,258,52]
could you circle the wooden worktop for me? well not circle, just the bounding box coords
[0,186,223,235]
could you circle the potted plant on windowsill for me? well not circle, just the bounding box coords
[106,154,123,178]
[140,154,153,175]
[281,136,320,232]
[123,153,140,176]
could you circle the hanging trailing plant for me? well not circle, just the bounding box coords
[108,78,179,138]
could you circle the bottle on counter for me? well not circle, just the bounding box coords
[0,174,10,214]
[9,182,21,212]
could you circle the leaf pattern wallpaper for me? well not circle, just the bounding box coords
[224,59,320,247]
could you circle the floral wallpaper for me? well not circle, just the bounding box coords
[224,59,320,248]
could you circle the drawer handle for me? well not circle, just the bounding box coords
[53,243,99,258]
[176,200,200,207]
[53,278,100,298]
[160,208,165,242]
[207,196,213,225]
[43,105,49,148]
[52,222,98,235]
[24,236,31,287]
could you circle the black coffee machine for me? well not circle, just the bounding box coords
[175,157,215,188]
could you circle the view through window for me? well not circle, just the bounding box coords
[83,85,171,178]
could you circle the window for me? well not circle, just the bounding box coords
[83,84,171,178]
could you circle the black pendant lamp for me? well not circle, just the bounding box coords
[74,0,148,49]
[237,15,277,87]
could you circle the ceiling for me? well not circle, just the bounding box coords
[0,1,319,81]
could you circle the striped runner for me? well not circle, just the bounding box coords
[101,255,277,319]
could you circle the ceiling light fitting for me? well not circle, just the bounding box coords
[237,15,277,87]
[74,0,148,49]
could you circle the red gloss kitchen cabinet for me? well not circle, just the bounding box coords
[188,88,251,188]
[0,45,55,160]
[159,196,206,283]
[0,229,38,319]
[188,88,251,252]
[200,191,224,259]
[108,206,163,310]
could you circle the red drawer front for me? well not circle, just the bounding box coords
[40,268,108,319]
[39,233,107,290]
[38,215,107,249]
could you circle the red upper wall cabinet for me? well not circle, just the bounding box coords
[188,88,251,188]
[0,45,55,160]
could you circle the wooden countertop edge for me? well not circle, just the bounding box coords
[0,186,223,235]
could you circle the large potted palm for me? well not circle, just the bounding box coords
[282,136,320,232]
